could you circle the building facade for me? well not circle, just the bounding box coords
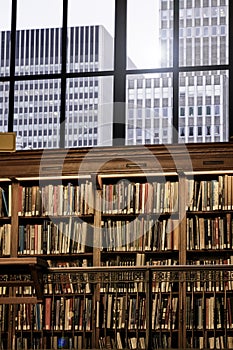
[126,0,229,145]
[0,25,113,149]
[0,0,229,149]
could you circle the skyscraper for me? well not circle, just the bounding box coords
[0,0,229,149]
[177,0,228,143]
[126,0,229,145]
[0,25,113,149]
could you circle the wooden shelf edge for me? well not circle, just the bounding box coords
[0,257,48,303]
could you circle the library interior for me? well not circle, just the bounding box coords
[0,1,233,349]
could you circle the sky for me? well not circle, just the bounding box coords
[0,0,160,69]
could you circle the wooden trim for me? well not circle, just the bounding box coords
[0,297,40,304]
[1,143,233,178]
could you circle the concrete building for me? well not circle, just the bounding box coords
[0,0,229,148]
[126,0,229,145]
[0,25,113,149]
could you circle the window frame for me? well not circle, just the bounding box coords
[1,0,233,147]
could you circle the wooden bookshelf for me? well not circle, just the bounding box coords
[0,257,48,303]
[1,143,233,349]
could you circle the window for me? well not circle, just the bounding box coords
[180,107,185,116]
[206,106,211,115]
[0,0,230,148]
[180,127,185,136]
[198,106,202,116]
[206,126,211,135]
[189,107,194,116]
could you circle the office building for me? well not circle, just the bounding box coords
[0,0,229,148]
[126,0,229,144]
[0,25,113,149]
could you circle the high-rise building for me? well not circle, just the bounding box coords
[0,25,113,149]
[126,0,229,145]
[0,1,229,149]
[177,0,228,143]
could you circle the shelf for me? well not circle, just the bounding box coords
[0,257,48,303]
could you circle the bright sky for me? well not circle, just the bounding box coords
[0,0,160,68]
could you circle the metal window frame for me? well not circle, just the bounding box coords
[1,0,233,146]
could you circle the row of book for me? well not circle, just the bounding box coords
[18,217,180,255]
[187,295,233,330]
[14,297,92,332]
[0,185,11,217]
[45,297,92,332]
[18,220,91,255]
[18,181,94,216]
[0,223,11,256]
[47,258,177,295]
[45,260,92,295]
[187,335,233,350]
[187,214,233,250]
[101,258,179,293]
[0,285,8,297]
[101,218,179,252]
[16,334,233,350]
[187,258,233,292]
[102,181,179,214]
[152,334,176,349]
[6,174,233,217]
[186,295,223,330]
[152,295,178,331]
[99,334,146,349]
[13,335,92,350]
[0,304,8,332]
[186,175,233,212]
[98,295,146,330]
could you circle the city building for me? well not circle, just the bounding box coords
[0,0,229,148]
[0,25,113,149]
[126,0,229,144]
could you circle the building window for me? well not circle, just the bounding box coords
[206,106,211,115]
[0,0,230,149]
[189,107,194,116]
[180,127,185,137]
[198,106,202,116]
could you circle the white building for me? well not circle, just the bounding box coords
[126,0,229,145]
[0,25,113,149]
[0,0,229,148]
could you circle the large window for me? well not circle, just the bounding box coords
[0,0,232,149]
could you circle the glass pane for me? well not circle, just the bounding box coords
[65,76,113,148]
[0,0,11,77]
[127,0,173,69]
[0,82,9,132]
[126,73,173,145]
[179,0,229,66]
[13,79,61,150]
[179,70,229,143]
[16,0,63,75]
[67,0,115,72]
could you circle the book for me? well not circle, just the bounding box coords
[44,297,52,330]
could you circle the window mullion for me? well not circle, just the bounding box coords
[173,0,179,143]
[113,0,127,145]
[59,0,68,148]
[8,0,17,132]
[229,0,233,141]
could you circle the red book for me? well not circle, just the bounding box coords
[45,297,52,330]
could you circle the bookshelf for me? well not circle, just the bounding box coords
[1,143,233,349]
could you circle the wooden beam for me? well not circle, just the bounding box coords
[0,297,41,304]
